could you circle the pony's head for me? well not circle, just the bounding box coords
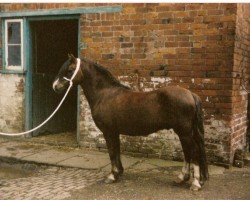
[53,54,82,93]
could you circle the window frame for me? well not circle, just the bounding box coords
[4,18,24,71]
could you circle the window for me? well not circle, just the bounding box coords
[4,19,23,70]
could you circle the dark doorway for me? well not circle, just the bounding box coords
[30,19,78,136]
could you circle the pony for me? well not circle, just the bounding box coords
[53,54,209,191]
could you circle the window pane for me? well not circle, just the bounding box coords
[7,22,21,44]
[8,45,21,66]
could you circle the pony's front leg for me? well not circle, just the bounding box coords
[103,132,124,183]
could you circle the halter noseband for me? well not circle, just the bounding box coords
[63,58,81,86]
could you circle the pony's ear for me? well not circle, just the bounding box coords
[68,53,77,64]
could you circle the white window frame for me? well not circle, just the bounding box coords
[4,19,24,71]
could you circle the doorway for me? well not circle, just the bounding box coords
[29,19,78,137]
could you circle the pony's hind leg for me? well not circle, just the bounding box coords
[190,163,202,191]
[189,139,203,191]
[179,135,203,190]
[176,136,192,184]
[103,132,124,184]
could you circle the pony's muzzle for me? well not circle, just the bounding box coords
[53,78,67,93]
[53,78,59,91]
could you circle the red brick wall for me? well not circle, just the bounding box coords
[80,3,237,119]
[79,3,238,163]
[231,4,250,160]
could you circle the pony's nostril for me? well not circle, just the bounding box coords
[53,86,58,92]
[53,78,59,91]
[53,85,58,92]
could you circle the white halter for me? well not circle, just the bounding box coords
[63,58,81,85]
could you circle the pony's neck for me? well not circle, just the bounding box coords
[79,60,129,109]
[80,83,97,110]
[79,69,112,109]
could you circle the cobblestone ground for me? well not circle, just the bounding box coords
[0,165,105,200]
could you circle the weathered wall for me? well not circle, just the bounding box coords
[230,4,250,161]
[0,13,25,134]
[0,74,25,133]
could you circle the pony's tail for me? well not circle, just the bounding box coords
[192,94,209,182]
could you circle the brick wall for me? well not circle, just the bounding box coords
[231,4,250,160]
[80,3,236,115]
[78,3,239,164]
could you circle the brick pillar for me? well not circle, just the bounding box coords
[231,3,250,161]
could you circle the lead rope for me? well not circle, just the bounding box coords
[0,58,81,136]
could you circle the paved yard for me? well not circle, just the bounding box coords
[0,162,249,200]
[0,137,249,200]
[68,167,250,200]
[0,163,105,200]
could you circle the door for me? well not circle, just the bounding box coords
[30,19,78,136]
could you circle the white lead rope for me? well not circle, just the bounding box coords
[0,58,81,136]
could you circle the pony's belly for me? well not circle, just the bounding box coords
[119,125,168,136]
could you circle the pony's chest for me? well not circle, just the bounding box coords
[91,105,114,128]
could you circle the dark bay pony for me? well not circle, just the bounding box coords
[53,54,208,191]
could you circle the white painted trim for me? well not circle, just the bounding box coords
[4,19,24,71]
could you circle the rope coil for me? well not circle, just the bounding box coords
[0,58,81,136]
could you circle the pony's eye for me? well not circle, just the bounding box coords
[67,70,73,76]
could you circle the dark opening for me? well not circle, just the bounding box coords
[30,19,78,137]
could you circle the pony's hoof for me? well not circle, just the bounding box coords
[104,178,115,184]
[190,179,202,191]
[104,174,117,184]
[174,174,190,184]
[190,183,201,191]
[190,184,201,191]
[174,177,185,184]
[199,180,205,186]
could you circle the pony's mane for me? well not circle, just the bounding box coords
[82,58,130,90]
